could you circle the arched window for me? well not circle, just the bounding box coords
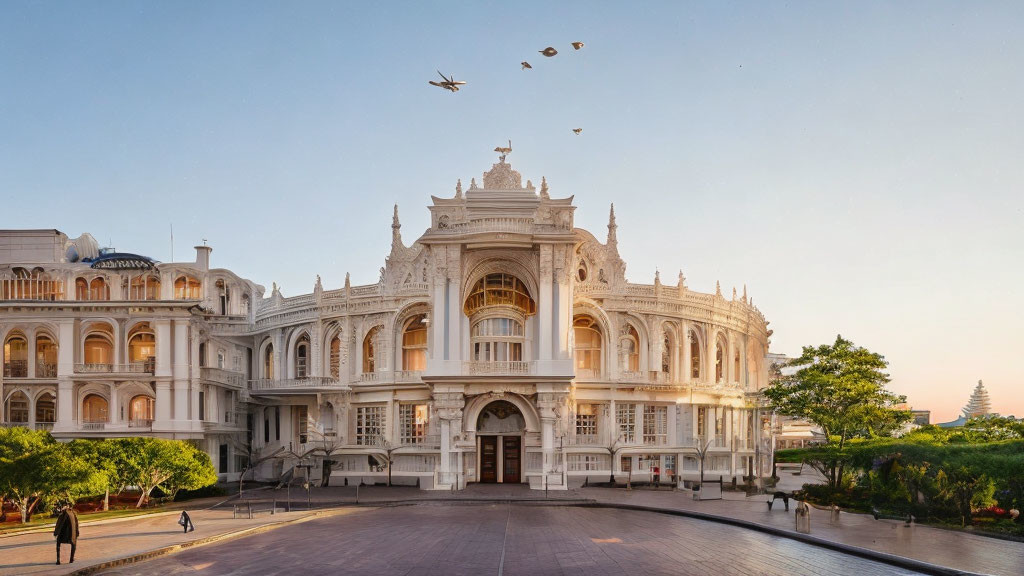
[401,315,427,371]
[662,328,675,380]
[295,335,309,378]
[75,278,89,300]
[471,317,524,362]
[263,343,274,379]
[128,329,156,368]
[1,268,62,300]
[362,326,380,373]
[84,334,113,367]
[573,316,602,378]
[3,334,28,377]
[241,293,251,316]
[174,276,201,299]
[129,395,154,422]
[35,335,57,378]
[689,330,701,380]
[463,273,536,316]
[619,325,640,373]
[82,393,109,423]
[89,277,109,301]
[35,392,55,424]
[733,350,741,384]
[129,275,161,300]
[576,260,588,283]
[329,335,341,379]
[5,391,29,423]
[715,335,726,383]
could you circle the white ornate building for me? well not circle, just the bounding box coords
[1,156,774,490]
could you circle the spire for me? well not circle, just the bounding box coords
[677,270,687,298]
[742,284,748,303]
[715,281,722,298]
[607,203,617,246]
[391,204,403,249]
[540,176,550,199]
[344,272,350,290]
[455,179,463,198]
[732,286,737,300]
[654,269,661,286]
[962,380,993,419]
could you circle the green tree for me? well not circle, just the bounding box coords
[764,335,910,489]
[0,428,101,522]
[117,437,217,507]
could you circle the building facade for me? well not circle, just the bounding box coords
[1,156,773,489]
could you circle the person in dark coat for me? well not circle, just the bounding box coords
[54,504,79,565]
[178,510,194,533]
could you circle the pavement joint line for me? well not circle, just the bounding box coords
[496,501,511,576]
[0,511,179,539]
[61,507,368,576]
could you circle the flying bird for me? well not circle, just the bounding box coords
[539,47,558,57]
[428,70,466,93]
[571,41,584,50]
[521,61,532,70]
[572,128,582,135]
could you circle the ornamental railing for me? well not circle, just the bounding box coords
[74,362,153,374]
[249,377,346,392]
[464,361,532,375]
[200,367,245,389]
[3,361,27,378]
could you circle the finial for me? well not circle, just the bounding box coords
[607,203,618,246]
[391,204,403,248]
[732,286,737,300]
[344,272,351,290]
[715,281,722,297]
[678,270,686,286]
[654,269,661,285]
[742,284,748,303]
[540,176,550,198]
[455,179,463,198]
[272,281,278,293]
[315,275,322,290]
[470,177,478,189]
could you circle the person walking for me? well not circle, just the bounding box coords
[54,503,79,565]
[178,510,195,533]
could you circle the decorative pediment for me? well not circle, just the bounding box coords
[482,160,524,190]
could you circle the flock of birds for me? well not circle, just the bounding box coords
[429,41,586,136]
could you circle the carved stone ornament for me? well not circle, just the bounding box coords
[482,160,523,190]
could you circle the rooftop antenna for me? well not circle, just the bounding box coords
[202,238,208,246]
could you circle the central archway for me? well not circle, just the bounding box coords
[476,400,525,484]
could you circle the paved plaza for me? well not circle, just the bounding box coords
[101,505,924,576]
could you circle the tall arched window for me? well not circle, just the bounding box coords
[402,315,427,371]
[128,328,156,370]
[661,327,675,380]
[89,277,109,300]
[619,325,640,373]
[263,343,274,378]
[573,316,602,378]
[362,326,380,373]
[329,335,341,379]
[5,391,29,423]
[689,330,701,380]
[295,335,309,378]
[174,276,201,299]
[84,334,113,367]
[715,335,727,383]
[75,278,89,300]
[471,317,524,362]
[3,334,28,377]
[129,395,155,423]
[464,273,535,368]
[35,335,57,377]
[82,393,109,423]
[35,392,55,424]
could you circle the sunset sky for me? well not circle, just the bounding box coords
[2,1,1021,422]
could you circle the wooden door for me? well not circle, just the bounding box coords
[480,436,498,483]
[502,436,521,483]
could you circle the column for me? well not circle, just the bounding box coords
[27,328,36,378]
[446,277,461,362]
[191,333,201,424]
[538,245,552,361]
[172,320,189,423]
[55,321,75,432]
[542,417,554,472]
[109,383,119,425]
[155,382,172,425]
[553,264,570,360]
[706,326,717,383]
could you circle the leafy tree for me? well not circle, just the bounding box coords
[937,467,995,527]
[764,335,910,489]
[0,428,101,522]
[117,437,217,507]
[69,439,128,510]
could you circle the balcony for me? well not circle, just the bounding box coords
[129,419,153,429]
[36,362,57,378]
[200,367,245,389]
[80,421,107,430]
[249,377,348,395]
[464,361,532,375]
[572,434,602,445]
[35,421,55,431]
[357,370,423,384]
[74,361,154,375]
[3,360,27,378]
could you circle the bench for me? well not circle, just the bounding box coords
[232,500,277,519]
[767,491,791,511]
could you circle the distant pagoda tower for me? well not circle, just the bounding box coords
[961,380,993,419]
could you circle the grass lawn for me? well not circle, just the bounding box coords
[0,506,172,535]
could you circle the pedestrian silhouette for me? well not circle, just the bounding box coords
[178,510,195,533]
[54,504,79,565]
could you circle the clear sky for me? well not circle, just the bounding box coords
[2,1,1021,422]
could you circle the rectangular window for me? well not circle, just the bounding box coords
[275,406,280,441]
[642,405,667,445]
[616,403,636,443]
[697,406,707,439]
[264,416,270,443]
[356,405,386,446]
[198,391,205,421]
[219,444,228,472]
[296,405,308,444]
[400,404,428,445]
[575,403,597,440]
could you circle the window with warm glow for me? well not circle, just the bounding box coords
[402,316,427,371]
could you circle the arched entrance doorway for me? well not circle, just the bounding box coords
[476,400,524,484]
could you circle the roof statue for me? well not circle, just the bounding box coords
[962,380,993,419]
[455,179,463,198]
[494,140,512,163]
[540,176,549,199]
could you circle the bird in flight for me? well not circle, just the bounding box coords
[428,70,466,92]
[571,42,584,50]
[539,47,558,57]
[572,128,582,135]
[521,61,532,70]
